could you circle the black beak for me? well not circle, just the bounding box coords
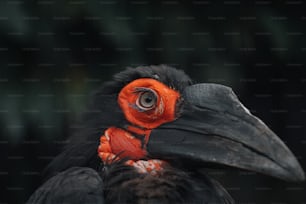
[147,83,305,182]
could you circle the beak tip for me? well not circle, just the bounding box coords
[280,157,305,182]
[284,150,305,182]
[290,166,305,182]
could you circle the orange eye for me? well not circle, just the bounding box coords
[136,89,158,111]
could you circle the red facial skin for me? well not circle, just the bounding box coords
[98,127,147,161]
[117,78,180,129]
[98,78,180,174]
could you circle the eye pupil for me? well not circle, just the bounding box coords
[145,96,153,103]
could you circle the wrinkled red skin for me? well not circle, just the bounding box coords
[98,78,180,174]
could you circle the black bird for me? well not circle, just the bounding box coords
[27,65,305,204]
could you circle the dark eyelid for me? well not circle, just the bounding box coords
[133,87,153,93]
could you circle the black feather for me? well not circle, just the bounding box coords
[27,167,104,204]
[43,94,124,179]
[43,65,191,179]
[99,65,192,95]
[103,160,234,204]
[30,65,234,204]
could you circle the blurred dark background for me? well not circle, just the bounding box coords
[1,0,306,203]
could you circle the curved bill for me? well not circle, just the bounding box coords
[147,83,305,182]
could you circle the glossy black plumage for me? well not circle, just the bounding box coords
[29,162,234,204]
[103,160,233,204]
[42,65,192,180]
[28,65,234,204]
[27,167,104,204]
[28,65,304,204]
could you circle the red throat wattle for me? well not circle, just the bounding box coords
[98,78,180,174]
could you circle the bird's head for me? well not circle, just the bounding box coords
[96,65,304,182]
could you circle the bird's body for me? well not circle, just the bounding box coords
[28,65,304,204]
[28,162,233,204]
[27,167,104,204]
